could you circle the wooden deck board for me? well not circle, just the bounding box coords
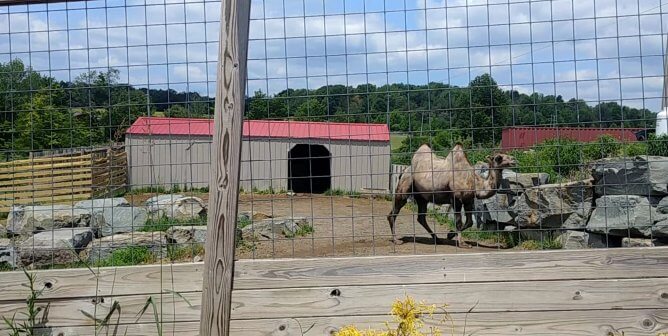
[0,247,666,334]
[1,248,667,302]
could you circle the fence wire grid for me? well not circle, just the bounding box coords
[0,0,667,271]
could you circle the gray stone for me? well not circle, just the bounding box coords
[558,231,589,250]
[653,218,668,238]
[622,237,655,248]
[591,156,668,196]
[90,207,148,237]
[475,193,515,226]
[0,238,16,268]
[145,194,206,220]
[657,197,668,214]
[18,228,94,267]
[165,225,207,244]
[242,217,309,240]
[513,179,594,229]
[474,162,549,195]
[74,197,130,210]
[238,211,272,223]
[82,232,167,264]
[586,195,657,237]
[7,205,91,236]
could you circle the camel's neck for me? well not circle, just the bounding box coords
[475,167,502,199]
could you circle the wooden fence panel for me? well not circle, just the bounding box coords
[0,247,666,335]
[0,146,127,212]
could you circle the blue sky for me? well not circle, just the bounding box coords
[1,0,667,111]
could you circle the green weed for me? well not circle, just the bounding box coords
[140,216,207,232]
[94,246,156,267]
[167,243,205,261]
[2,270,50,336]
[324,189,361,198]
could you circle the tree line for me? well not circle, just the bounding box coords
[1,58,656,159]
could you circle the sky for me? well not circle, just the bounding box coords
[1,0,667,111]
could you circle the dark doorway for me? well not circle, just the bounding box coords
[288,144,331,193]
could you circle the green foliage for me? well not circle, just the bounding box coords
[167,243,204,261]
[285,224,314,238]
[94,246,156,267]
[647,134,668,156]
[251,186,286,195]
[2,270,50,336]
[520,237,563,250]
[582,134,622,160]
[141,216,207,232]
[324,189,361,198]
[237,216,252,229]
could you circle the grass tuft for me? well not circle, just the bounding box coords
[140,216,207,232]
[94,246,156,267]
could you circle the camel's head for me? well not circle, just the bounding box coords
[487,153,517,169]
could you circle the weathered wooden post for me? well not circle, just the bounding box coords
[199,0,250,335]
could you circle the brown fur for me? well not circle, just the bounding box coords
[387,143,517,247]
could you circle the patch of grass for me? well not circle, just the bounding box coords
[167,243,204,261]
[252,186,286,195]
[324,189,361,198]
[126,186,170,195]
[0,263,14,272]
[390,133,408,149]
[428,208,518,248]
[94,246,156,267]
[140,216,207,232]
[285,224,314,238]
[237,215,252,229]
[519,237,563,250]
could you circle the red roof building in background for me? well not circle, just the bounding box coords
[501,126,645,150]
[126,116,391,142]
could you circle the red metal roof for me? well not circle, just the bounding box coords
[501,126,644,150]
[126,117,390,142]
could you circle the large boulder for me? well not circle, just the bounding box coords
[558,230,608,249]
[591,156,668,196]
[90,207,148,237]
[6,205,91,236]
[74,197,130,210]
[241,217,310,240]
[513,179,593,229]
[18,228,94,267]
[474,163,549,194]
[145,194,206,220]
[652,217,668,238]
[586,195,657,237]
[474,193,515,226]
[82,232,167,264]
[0,238,16,269]
[165,225,207,244]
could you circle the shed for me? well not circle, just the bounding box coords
[125,117,391,193]
[501,126,645,150]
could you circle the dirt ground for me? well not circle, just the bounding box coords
[128,192,509,260]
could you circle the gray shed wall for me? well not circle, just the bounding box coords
[126,135,391,192]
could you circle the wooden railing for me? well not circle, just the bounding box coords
[0,145,127,212]
[0,247,666,335]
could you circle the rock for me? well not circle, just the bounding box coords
[241,217,309,240]
[586,195,657,237]
[165,225,207,244]
[657,197,668,214]
[653,218,668,238]
[622,237,655,247]
[145,194,206,220]
[74,197,130,210]
[475,194,515,226]
[90,207,148,237]
[238,211,272,223]
[591,156,668,196]
[0,238,16,269]
[18,228,94,267]
[83,232,167,264]
[7,205,91,236]
[557,231,609,249]
[513,179,593,229]
[474,162,549,195]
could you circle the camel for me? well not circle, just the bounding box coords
[387,143,517,247]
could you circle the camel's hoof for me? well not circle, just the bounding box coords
[457,241,473,249]
[392,239,405,245]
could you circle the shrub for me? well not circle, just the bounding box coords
[622,142,648,156]
[647,134,668,156]
[582,135,621,161]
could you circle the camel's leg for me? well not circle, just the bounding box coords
[455,201,474,248]
[387,194,408,245]
[415,198,438,243]
[447,200,463,241]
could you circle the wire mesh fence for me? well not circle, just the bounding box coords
[1,0,667,271]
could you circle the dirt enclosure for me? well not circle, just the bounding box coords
[236,194,492,259]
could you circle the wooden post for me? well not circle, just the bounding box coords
[199,0,250,335]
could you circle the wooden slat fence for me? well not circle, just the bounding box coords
[390,164,408,193]
[0,145,128,212]
[0,247,666,335]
